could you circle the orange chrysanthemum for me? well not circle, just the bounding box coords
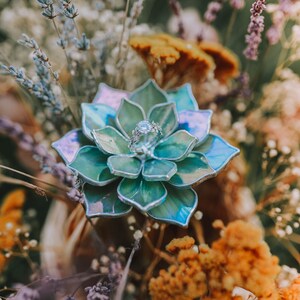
[129,34,215,89]
[198,41,239,84]
[0,189,25,271]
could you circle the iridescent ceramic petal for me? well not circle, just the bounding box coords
[142,159,177,181]
[148,185,198,227]
[167,84,198,112]
[178,110,212,144]
[116,98,146,138]
[169,153,216,187]
[92,126,131,155]
[148,103,178,137]
[81,103,116,140]
[83,183,132,218]
[52,129,91,164]
[153,130,197,161]
[107,155,142,179]
[69,146,117,186]
[193,134,240,172]
[129,79,168,115]
[92,83,129,110]
[117,177,167,211]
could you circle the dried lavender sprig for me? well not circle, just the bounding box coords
[0,117,83,203]
[75,33,90,51]
[204,0,224,24]
[59,0,79,19]
[36,0,57,19]
[0,64,63,115]
[243,0,266,60]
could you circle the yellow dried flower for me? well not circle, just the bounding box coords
[0,189,25,271]
[129,34,214,89]
[166,236,195,253]
[149,220,281,300]
[279,276,300,300]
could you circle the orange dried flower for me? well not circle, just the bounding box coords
[166,236,195,253]
[149,220,281,300]
[129,34,214,89]
[198,41,239,84]
[279,276,300,300]
[0,189,25,271]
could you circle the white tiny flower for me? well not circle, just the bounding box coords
[194,211,203,220]
[269,149,278,157]
[267,140,276,149]
[133,230,143,240]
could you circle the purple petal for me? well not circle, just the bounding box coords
[52,129,91,164]
[93,83,129,110]
[178,110,212,144]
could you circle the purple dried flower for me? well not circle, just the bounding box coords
[204,1,223,24]
[266,0,294,45]
[10,284,40,300]
[85,282,110,300]
[0,117,83,202]
[169,0,185,38]
[243,0,266,60]
[230,0,245,10]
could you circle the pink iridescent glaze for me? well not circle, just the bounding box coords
[178,110,212,143]
[92,83,129,110]
[52,129,90,164]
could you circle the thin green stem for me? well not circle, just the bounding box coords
[224,10,237,46]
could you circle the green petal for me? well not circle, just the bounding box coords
[142,159,177,181]
[107,155,142,179]
[129,79,168,115]
[69,146,117,186]
[117,177,167,211]
[148,185,198,227]
[167,84,198,113]
[92,126,130,155]
[169,153,216,187]
[116,98,146,138]
[81,103,116,140]
[193,134,240,172]
[148,103,178,137]
[154,130,197,161]
[83,183,132,218]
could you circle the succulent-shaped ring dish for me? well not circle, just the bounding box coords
[52,80,239,227]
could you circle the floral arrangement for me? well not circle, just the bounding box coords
[0,0,299,299]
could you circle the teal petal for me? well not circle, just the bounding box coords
[148,185,198,227]
[169,153,216,187]
[83,183,132,218]
[116,98,146,138]
[154,130,197,161]
[148,103,178,137]
[69,146,117,186]
[107,155,142,179]
[92,126,130,155]
[52,129,91,164]
[167,84,198,113]
[193,134,240,172]
[117,177,167,211]
[81,103,116,140]
[129,79,168,115]
[142,159,177,181]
